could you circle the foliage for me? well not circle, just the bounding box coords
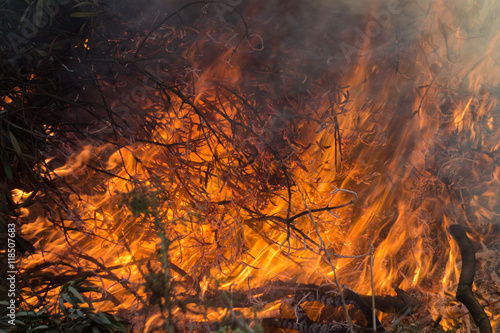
[0,278,128,333]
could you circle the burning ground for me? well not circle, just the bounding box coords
[1,0,500,332]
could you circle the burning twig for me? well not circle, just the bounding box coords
[243,193,357,257]
[448,224,492,333]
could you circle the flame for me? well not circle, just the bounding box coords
[17,0,500,331]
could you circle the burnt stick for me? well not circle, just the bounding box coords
[448,224,492,333]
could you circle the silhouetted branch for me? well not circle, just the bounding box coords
[448,224,492,333]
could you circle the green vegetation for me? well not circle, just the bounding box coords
[1,278,128,333]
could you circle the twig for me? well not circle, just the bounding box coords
[382,306,412,333]
[431,315,442,332]
[370,243,377,333]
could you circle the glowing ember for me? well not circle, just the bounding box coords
[12,0,500,331]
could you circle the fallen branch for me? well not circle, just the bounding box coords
[198,281,419,315]
[180,281,420,332]
[359,287,421,316]
[448,224,492,333]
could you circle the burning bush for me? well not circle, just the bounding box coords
[1,0,499,332]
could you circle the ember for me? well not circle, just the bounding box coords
[2,0,499,332]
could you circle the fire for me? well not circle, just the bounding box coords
[14,0,500,331]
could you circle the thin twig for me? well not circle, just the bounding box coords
[370,243,377,333]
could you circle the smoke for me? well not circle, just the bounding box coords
[98,0,500,80]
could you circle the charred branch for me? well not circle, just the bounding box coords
[448,224,492,333]
[187,281,419,331]
[181,282,422,332]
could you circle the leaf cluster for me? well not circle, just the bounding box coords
[0,278,128,333]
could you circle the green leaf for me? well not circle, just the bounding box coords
[9,131,22,155]
[59,297,66,312]
[70,12,98,17]
[29,325,50,331]
[72,277,87,286]
[79,306,95,311]
[61,293,77,307]
[79,286,99,293]
[108,320,128,331]
[14,319,27,326]
[93,312,112,325]
[71,2,96,9]
[1,154,14,181]
[17,311,37,317]
[68,286,85,303]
